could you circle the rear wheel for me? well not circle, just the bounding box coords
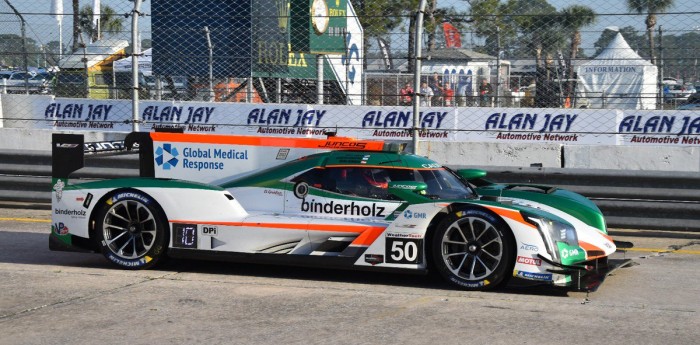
[95,191,168,269]
[431,208,513,290]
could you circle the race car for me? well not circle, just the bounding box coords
[49,131,626,291]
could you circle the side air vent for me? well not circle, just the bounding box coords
[311,237,355,255]
[257,240,302,254]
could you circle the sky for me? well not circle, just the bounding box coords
[1,0,698,56]
[547,0,699,54]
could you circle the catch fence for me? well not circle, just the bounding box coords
[0,0,698,134]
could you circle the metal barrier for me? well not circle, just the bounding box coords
[0,150,139,206]
[1,150,698,232]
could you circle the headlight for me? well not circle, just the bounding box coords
[525,214,578,262]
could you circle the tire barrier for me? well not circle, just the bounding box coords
[1,150,698,232]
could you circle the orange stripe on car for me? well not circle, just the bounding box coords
[151,132,386,151]
[325,164,441,171]
[579,241,607,259]
[482,206,536,229]
[349,226,386,247]
[169,220,386,239]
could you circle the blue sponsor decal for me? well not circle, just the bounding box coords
[53,222,69,235]
[157,144,250,171]
[484,112,578,132]
[111,192,152,205]
[247,108,326,127]
[618,115,700,136]
[155,144,179,170]
[403,209,427,219]
[142,106,214,124]
[361,111,447,129]
[341,32,360,85]
[516,270,553,281]
[45,103,114,121]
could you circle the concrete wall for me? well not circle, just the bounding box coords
[418,141,562,168]
[417,141,700,172]
[563,145,700,172]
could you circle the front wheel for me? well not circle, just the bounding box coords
[431,208,514,290]
[95,190,168,269]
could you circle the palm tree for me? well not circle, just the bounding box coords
[72,0,79,51]
[79,4,124,41]
[626,0,675,64]
[559,5,596,96]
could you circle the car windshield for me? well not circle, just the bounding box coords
[409,168,475,200]
[293,166,475,201]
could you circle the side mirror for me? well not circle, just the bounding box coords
[456,169,492,187]
[388,181,429,203]
[456,169,487,180]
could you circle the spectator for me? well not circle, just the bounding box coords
[429,73,443,106]
[456,82,469,106]
[478,79,493,106]
[442,82,455,107]
[399,82,413,106]
[420,82,433,107]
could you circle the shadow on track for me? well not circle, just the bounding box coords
[0,230,569,297]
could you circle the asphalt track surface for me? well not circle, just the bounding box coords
[1,208,698,345]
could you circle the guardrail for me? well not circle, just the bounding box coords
[1,151,698,232]
[0,150,139,206]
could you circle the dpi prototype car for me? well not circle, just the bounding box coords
[50,131,628,291]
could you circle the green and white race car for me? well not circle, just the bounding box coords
[50,131,626,291]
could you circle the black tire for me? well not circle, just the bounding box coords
[431,208,514,290]
[95,190,168,269]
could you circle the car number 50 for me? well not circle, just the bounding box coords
[386,238,422,264]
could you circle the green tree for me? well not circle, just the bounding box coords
[79,4,125,41]
[656,31,700,82]
[0,34,40,68]
[72,0,80,51]
[626,0,675,64]
[469,0,512,57]
[46,41,63,65]
[356,0,413,70]
[559,5,595,66]
[559,5,595,95]
[504,0,564,68]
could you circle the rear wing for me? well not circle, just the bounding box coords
[52,132,401,183]
[51,132,148,180]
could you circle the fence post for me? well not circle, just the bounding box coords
[411,0,428,154]
[131,0,144,132]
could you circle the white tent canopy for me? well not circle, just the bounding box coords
[113,48,152,76]
[576,33,658,110]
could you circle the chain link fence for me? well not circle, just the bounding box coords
[0,0,698,139]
